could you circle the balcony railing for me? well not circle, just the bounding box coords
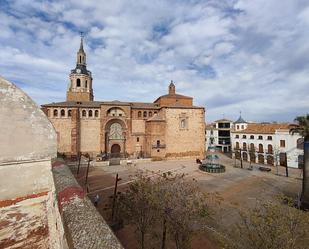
[152,144,166,149]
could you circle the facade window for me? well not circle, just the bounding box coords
[85,80,88,88]
[241,125,244,129]
[76,78,81,87]
[60,109,65,117]
[258,144,263,153]
[157,140,160,147]
[237,125,239,130]
[211,130,214,135]
[258,135,263,140]
[95,110,99,117]
[243,142,247,150]
[82,110,86,117]
[235,135,239,138]
[250,135,254,139]
[138,111,142,118]
[53,109,58,117]
[280,140,286,148]
[250,143,255,151]
[89,110,93,117]
[149,111,152,117]
[236,142,240,149]
[267,136,272,140]
[137,137,140,142]
[180,119,187,129]
[143,111,147,118]
[268,144,273,154]
[68,109,72,117]
[154,111,158,115]
[242,135,246,139]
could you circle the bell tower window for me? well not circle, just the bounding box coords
[85,80,87,88]
[80,55,82,63]
[76,78,81,87]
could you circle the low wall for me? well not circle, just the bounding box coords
[52,160,124,249]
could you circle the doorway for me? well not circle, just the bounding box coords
[111,144,121,154]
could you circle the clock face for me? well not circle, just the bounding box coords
[76,69,81,73]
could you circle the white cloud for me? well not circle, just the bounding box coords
[0,0,308,122]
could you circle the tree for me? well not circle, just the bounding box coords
[118,172,214,249]
[154,173,210,249]
[118,172,157,249]
[293,114,309,208]
[224,197,309,249]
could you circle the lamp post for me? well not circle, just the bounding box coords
[111,173,122,221]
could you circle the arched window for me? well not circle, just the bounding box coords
[258,135,263,140]
[107,107,125,117]
[138,111,142,118]
[242,135,247,139]
[53,109,58,117]
[68,109,72,117]
[180,119,187,129]
[250,135,254,139]
[297,138,304,150]
[268,144,273,154]
[258,144,263,153]
[243,142,247,150]
[236,142,239,149]
[85,80,88,88]
[89,110,93,117]
[76,78,81,87]
[95,110,99,117]
[82,110,86,117]
[60,109,65,117]
[143,111,147,118]
[154,111,158,115]
[250,143,255,152]
[79,56,82,63]
[157,140,161,147]
[149,111,152,117]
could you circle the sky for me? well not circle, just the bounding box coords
[0,0,309,123]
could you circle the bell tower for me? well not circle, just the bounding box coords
[66,34,94,102]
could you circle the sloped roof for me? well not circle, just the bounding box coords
[233,123,292,134]
[234,116,247,124]
[154,93,192,103]
[42,100,160,109]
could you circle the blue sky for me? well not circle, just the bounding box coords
[1,0,309,122]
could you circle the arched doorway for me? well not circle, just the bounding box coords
[104,119,127,158]
[111,144,121,154]
[258,154,264,164]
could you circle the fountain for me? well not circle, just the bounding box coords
[199,154,226,173]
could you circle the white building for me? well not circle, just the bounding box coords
[231,116,303,168]
[206,119,234,152]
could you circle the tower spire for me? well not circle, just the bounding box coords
[79,32,84,52]
[76,32,86,65]
[169,80,175,94]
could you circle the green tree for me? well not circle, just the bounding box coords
[293,114,309,208]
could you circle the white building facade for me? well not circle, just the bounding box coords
[231,120,303,168]
[206,119,233,152]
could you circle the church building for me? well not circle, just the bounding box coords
[42,37,206,160]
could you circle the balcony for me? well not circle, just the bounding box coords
[152,144,166,149]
